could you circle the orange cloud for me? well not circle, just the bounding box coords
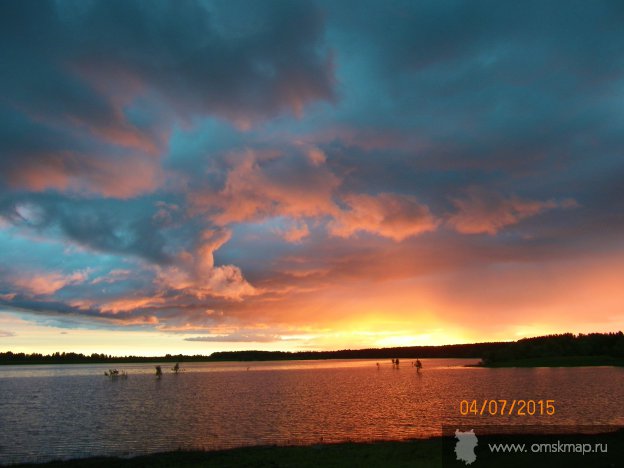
[328,192,439,241]
[12,270,90,295]
[8,150,163,198]
[156,229,258,300]
[97,297,165,314]
[447,186,575,234]
[90,269,132,285]
[277,219,310,243]
[305,146,327,166]
[191,149,341,225]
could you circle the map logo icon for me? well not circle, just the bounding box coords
[454,429,478,465]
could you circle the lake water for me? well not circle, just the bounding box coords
[1,359,623,465]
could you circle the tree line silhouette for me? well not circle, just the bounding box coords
[207,342,505,361]
[1,332,622,365]
[0,352,210,365]
[482,332,624,365]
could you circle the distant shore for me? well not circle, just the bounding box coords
[10,429,624,467]
[468,355,624,368]
[479,355,624,368]
[2,332,622,366]
[0,343,498,365]
[5,356,624,368]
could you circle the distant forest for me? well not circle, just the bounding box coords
[1,332,623,365]
[482,332,624,365]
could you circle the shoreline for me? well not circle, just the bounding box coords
[0,357,476,366]
[3,357,622,368]
[7,429,623,468]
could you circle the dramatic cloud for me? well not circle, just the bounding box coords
[0,1,623,350]
[329,193,439,241]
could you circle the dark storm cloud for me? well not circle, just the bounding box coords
[0,0,335,194]
[308,0,624,243]
[1,0,334,119]
[321,0,624,166]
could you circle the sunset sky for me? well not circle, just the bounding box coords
[1,0,623,355]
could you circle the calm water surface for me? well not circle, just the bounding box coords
[1,359,623,464]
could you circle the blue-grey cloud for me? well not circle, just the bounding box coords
[0,0,335,194]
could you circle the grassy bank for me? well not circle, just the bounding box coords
[10,430,624,468]
[482,355,624,367]
[9,440,442,468]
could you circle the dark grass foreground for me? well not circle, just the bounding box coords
[8,440,442,468]
[9,430,624,468]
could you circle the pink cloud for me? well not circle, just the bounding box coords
[70,63,165,154]
[97,297,165,314]
[12,270,90,296]
[328,193,439,241]
[447,187,576,235]
[7,150,163,198]
[306,146,327,166]
[190,149,341,225]
[277,219,310,243]
[119,315,160,326]
[90,269,132,285]
[156,229,258,301]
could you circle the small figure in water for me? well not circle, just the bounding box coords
[376,362,380,370]
[155,365,162,378]
[415,358,422,372]
[395,358,400,367]
[172,362,180,374]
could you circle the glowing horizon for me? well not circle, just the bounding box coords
[1,1,623,355]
